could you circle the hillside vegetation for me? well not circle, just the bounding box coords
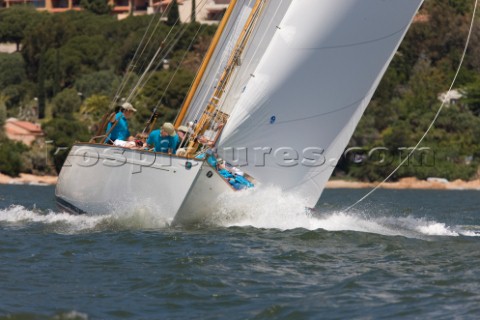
[0,1,479,181]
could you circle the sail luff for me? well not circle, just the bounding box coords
[174,0,239,128]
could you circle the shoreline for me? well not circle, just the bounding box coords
[0,173,58,186]
[1,173,480,191]
[326,177,480,190]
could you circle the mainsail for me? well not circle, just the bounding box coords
[209,0,425,207]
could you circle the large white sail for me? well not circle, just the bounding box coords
[217,0,424,207]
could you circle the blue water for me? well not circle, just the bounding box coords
[1,184,480,319]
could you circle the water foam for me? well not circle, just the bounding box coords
[0,204,172,234]
[2,187,478,238]
[211,186,480,238]
[0,205,105,230]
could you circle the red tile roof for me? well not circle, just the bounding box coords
[9,120,43,134]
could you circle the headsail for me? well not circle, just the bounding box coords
[216,0,424,207]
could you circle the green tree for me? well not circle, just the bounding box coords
[0,97,7,127]
[75,70,120,98]
[43,118,90,173]
[2,85,29,111]
[140,69,194,113]
[0,53,27,88]
[0,6,40,51]
[79,94,111,132]
[42,35,111,92]
[52,88,82,119]
[463,80,480,116]
[167,0,180,27]
[80,0,112,15]
[23,13,75,118]
[0,138,28,177]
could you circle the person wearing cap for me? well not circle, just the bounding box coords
[106,102,137,143]
[146,122,179,154]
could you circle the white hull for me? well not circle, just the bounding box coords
[173,162,235,225]
[55,143,234,223]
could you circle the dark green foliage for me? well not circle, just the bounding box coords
[43,35,111,91]
[37,53,47,119]
[0,138,28,177]
[22,13,76,118]
[140,69,194,112]
[22,13,76,78]
[52,88,82,119]
[79,94,111,132]
[75,70,120,99]
[0,99,6,127]
[0,53,26,88]
[0,6,41,51]
[167,0,180,27]
[21,144,55,175]
[42,118,90,173]
[0,53,29,109]
[80,0,111,15]
[463,79,480,116]
[424,0,474,15]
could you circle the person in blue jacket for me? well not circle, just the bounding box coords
[106,102,137,143]
[146,122,179,153]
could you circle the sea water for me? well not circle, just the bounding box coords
[1,184,480,319]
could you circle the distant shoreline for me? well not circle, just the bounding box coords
[326,177,480,191]
[1,173,480,190]
[0,173,58,186]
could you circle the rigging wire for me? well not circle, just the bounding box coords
[195,0,267,138]
[153,25,204,111]
[126,0,210,103]
[343,0,479,212]
[124,5,186,102]
[134,3,180,75]
[185,13,245,124]
[110,4,169,109]
[173,1,254,126]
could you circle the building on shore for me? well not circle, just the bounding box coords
[1,0,230,24]
[4,118,44,146]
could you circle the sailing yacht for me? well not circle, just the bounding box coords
[56,0,424,225]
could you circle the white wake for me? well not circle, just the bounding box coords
[211,186,480,238]
[0,204,172,234]
[1,187,478,238]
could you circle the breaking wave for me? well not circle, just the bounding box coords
[212,186,480,238]
[0,204,172,234]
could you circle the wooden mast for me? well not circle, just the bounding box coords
[174,0,239,128]
[186,0,267,153]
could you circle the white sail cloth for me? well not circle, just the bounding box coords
[217,0,424,207]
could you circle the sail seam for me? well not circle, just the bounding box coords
[297,25,407,50]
